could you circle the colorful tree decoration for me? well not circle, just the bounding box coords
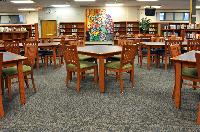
[86,9,114,41]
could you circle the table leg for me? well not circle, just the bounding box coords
[174,62,181,109]
[17,61,26,105]
[99,58,105,93]
[53,47,57,68]
[0,93,4,118]
[147,46,151,70]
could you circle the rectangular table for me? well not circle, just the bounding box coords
[0,52,27,118]
[78,45,122,93]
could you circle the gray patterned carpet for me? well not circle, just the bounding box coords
[0,60,200,131]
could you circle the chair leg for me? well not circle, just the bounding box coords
[116,72,119,81]
[193,81,197,90]
[24,75,29,88]
[1,79,4,95]
[139,55,143,68]
[31,73,36,92]
[6,78,12,102]
[197,103,200,125]
[119,72,124,94]
[76,72,81,92]
[157,55,160,68]
[164,55,168,71]
[131,69,135,87]
[44,56,48,70]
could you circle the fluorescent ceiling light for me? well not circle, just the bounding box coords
[74,0,96,1]
[145,6,161,9]
[196,6,200,9]
[51,5,70,7]
[11,0,34,3]
[18,8,36,11]
[105,3,124,7]
[137,0,158,1]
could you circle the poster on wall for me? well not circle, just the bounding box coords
[86,9,113,41]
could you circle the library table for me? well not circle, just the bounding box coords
[141,41,187,70]
[0,52,27,118]
[171,50,200,124]
[78,45,122,93]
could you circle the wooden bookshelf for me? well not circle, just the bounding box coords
[126,21,140,35]
[160,22,189,37]
[148,23,159,35]
[0,23,38,41]
[59,22,85,39]
[114,21,127,36]
[184,29,200,39]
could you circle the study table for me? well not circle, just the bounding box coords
[171,50,200,124]
[0,52,27,118]
[78,45,122,93]
[141,41,187,70]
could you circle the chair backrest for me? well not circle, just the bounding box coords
[169,44,181,58]
[165,40,182,54]
[62,45,80,69]
[126,39,140,45]
[120,45,138,69]
[4,41,20,54]
[24,44,38,67]
[38,38,50,43]
[0,40,4,45]
[118,38,127,46]
[168,35,182,40]
[151,37,164,42]
[187,39,200,51]
[195,53,200,79]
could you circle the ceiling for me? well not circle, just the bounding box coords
[0,0,197,13]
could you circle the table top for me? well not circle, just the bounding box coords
[78,45,122,56]
[141,41,187,46]
[171,50,200,63]
[2,52,27,63]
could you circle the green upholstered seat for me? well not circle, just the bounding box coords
[182,67,198,78]
[105,61,132,70]
[78,54,93,61]
[67,61,97,69]
[2,65,31,77]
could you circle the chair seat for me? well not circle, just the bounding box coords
[2,65,31,77]
[105,61,132,70]
[67,61,97,69]
[78,54,94,61]
[182,67,198,78]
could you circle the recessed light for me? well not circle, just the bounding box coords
[145,6,161,9]
[105,3,124,7]
[196,6,200,9]
[137,0,158,1]
[51,5,70,7]
[74,0,96,1]
[18,8,36,11]
[11,0,34,4]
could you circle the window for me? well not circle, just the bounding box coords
[158,12,189,21]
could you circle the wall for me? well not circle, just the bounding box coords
[25,12,38,24]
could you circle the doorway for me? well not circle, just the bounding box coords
[41,20,57,38]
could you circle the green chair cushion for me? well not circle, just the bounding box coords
[78,54,93,61]
[67,61,97,69]
[182,67,198,78]
[105,61,132,70]
[2,65,31,76]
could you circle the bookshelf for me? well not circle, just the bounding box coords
[126,21,140,35]
[114,21,127,36]
[59,22,85,39]
[148,23,159,35]
[0,23,39,41]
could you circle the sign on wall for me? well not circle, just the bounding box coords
[86,9,113,41]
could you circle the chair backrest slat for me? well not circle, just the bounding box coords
[169,44,181,58]
[165,40,182,54]
[120,45,138,69]
[62,45,80,69]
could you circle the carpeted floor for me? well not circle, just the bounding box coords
[0,60,200,131]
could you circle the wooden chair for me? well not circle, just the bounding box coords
[0,53,4,117]
[62,45,98,92]
[187,39,200,51]
[105,45,138,94]
[2,44,37,101]
[4,41,20,55]
[163,40,183,70]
